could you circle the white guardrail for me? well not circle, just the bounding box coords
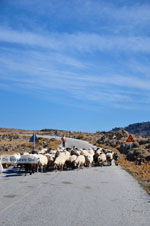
[0,155,39,164]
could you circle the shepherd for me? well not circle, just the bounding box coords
[61,135,66,147]
[0,160,3,174]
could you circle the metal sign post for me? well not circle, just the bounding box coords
[29,134,38,153]
[33,133,35,152]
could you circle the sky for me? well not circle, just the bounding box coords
[0,0,150,132]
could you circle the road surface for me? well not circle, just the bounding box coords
[37,135,96,149]
[0,137,149,226]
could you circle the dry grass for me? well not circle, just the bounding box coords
[49,139,61,149]
[119,156,150,194]
[0,140,32,146]
[0,136,60,157]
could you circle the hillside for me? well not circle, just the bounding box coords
[112,122,150,137]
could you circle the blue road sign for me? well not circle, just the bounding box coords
[29,134,38,143]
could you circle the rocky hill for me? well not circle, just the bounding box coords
[112,122,150,137]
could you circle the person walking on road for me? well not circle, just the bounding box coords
[61,135,66,147]
[0,161,3,174]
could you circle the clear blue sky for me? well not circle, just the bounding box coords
[0,0,150,132]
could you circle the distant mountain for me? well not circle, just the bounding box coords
[112,122,150,137]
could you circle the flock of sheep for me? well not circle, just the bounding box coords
[1,146,119,175]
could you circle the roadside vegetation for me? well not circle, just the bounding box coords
[0,131,60,155]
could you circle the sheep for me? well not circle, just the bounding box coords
[85,154,93,167]
[74,155,85,169]
[55,148,67,158]
[71,149,80,156]
[24,163,37,175]
[80,149,89,157]
[93,152,100,166]
[37,154,48,172]
[54,156,66,170]
[113,153,119,166]
[63,151,70,160]
[106,152,113,166]
[20,153,46,173]
[97,153,107,166]
[49,150,57,155]
[54,150,71,170]
[18,154,39,175]
[87,149,94,156]
[9,153,21,163]
[6,146,115,175]
[23,152,29,155]
[1,153,21,167]
[95,148,103,155]
[70,155,77,163]
[45,153,55,169]
[18,154,32,162]
[65,155,77,170]
[38,148,48,154]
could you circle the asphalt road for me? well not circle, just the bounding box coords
[37,135,96,149]
[0,138,150,226]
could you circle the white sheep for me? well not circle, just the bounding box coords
[49,150,57,155]
[106,152,114,166]
[37,154,48,172]
[22,152,29,155]
[54,156,66,170]
[98,153,107,166]
[85,154,93,167]
[9,153,21,164]
[64,155,77,170]
[71,149,81,156]
[64,151,70,161]
[38,148,48,154]
[74,155,85,168]
[45,153,55,168]
[87,149,94,156]
[96,148,102,155]
[19,154,38,163]
[80,149,89,157]
[69,155,77,163]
